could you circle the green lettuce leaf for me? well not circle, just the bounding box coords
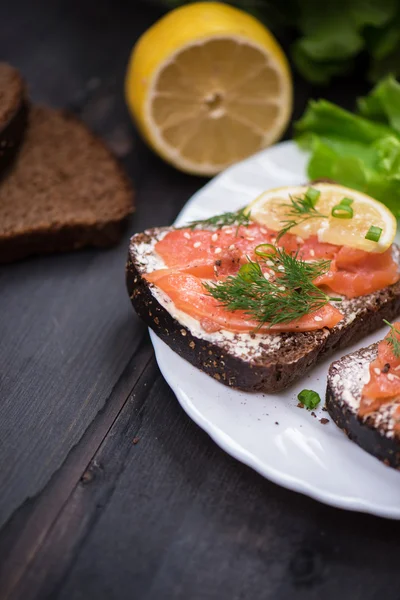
[295,80,400,216]
[296,99,394,145]
[358,76,400,132]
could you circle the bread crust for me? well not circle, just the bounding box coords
[0,218,129,263]
[126,228,400,393]
[0,64,28,177]
[326,346,400,469]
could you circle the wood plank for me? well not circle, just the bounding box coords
[0,340,153,599]
[0,352,160,600]
[0,240,142,524]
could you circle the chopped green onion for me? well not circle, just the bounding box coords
[298,389,321,410]
[365,225,382,242]
[331,204,353,219]
[254,243,276,257]
[239,262,261,282]
[305,187,320,206]
[340,197,354,206]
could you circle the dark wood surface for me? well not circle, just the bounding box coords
[0,1,399,599]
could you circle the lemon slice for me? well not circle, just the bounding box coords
[125,2,292,176]
[247,183,397,253]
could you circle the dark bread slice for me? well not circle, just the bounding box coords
[326,345,400,469]
[126,227,400,393]
[0,106,134,263]
[0,63,28,175]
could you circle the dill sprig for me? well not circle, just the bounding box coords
[204,246,341,327]
[185,207,251,232]
[277,187,327,241]
[383,320,400,359]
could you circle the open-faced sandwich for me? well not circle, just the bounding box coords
[127,183,400,392]
[327,322,400,469]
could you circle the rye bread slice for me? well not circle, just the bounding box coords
[0,106,134,263]
[0,63,28,175]
[326,345,400,469]
[126,227,400,393]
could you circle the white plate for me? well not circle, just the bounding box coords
[149,141,400,519]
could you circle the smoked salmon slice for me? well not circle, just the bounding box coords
[315,247,399,298]
[361,322,400,414]
[145,271,344,334]
[155,226,399,299]
[155,224,272,268]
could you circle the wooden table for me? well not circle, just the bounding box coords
[1,1,399,598]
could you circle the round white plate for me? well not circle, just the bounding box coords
[149,141,400,519]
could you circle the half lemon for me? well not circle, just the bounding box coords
[125,2,292,176]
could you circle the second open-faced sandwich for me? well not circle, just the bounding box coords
[327,321,400,469]
[127,183,400,392]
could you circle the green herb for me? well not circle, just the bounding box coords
[331,196,354,218]
[277,187,326,240]
[295,77,400,217]
[254,243,276,257]
[238,262,257,283]
[204,246,341,327]
[365,225,383,242]
[383,319,400,358]
[304,187,321,205]
[185,207,251,233]
[331,204,354,219]
[298,389,321,410]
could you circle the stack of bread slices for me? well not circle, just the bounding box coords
[0,63,134,263]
